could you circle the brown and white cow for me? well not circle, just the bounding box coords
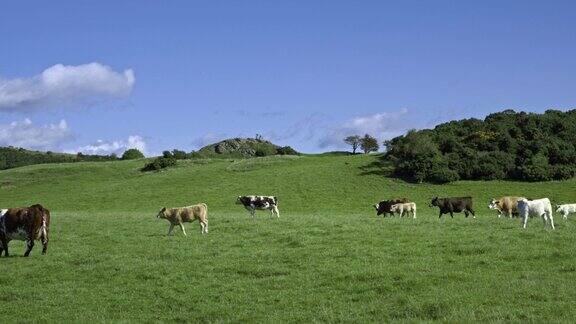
[156,203,208,235]
[373,198,410,216]
[0,204,50,257]
[488,196,525,218]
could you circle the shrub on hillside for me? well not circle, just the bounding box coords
[254,143,277,157]
[122,148,145,160]
[171,149,188,160]
[141,156,177,172]
[276,146,299,155]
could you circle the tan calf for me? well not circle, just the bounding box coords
[156,203,208,235]
[390,202,417,219]
[488,196,524,218]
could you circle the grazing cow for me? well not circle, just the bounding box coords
[236,196,279,217]
[390,202,417,219]
[0,204,50,257]
[429,197,475,219]
[488,196,525,218]
[373,198,410,216]
[556,204,576,220]
[518,198,554,229]
[156,203,208,235]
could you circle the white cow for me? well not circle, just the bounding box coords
[390,202,417,219]
[555,204,576,220]
[517,198,554,229]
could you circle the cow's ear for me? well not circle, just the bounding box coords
[161,207,166,212]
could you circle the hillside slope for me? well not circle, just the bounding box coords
[1,154,576,214]
[2,155,576,322]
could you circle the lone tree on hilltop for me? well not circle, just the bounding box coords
[360,134,379,154]
[344,135,361,154]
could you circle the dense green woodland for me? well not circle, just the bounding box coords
[384,109,576,183]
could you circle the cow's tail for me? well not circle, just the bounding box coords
[31,204,49,238]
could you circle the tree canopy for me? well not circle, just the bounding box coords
[384,109,576,183]
[121,148,145,160]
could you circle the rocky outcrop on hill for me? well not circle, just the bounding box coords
[199,138,297,157]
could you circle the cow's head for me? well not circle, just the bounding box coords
[428,197,436,207]
[235,196,243,205]
[555,205,562,212]
[156,207,167,219]
[373,203,380,211]
[517,198,528,207]
[488,199,500,210]
[389,204,400,213]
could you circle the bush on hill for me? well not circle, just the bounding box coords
[384,109,576,183]
[141,156,177,172]
[121,149,145,160]
[276,146,299,155]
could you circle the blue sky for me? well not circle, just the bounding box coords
[1,1,575,156]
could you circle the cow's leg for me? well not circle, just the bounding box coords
[0,237,8,257]
[438,211,443,219]
[202,219,208,234]
[541,213,547,227]
[179,223,187,236]
[470,209,476,219]
[464,211,469,218]
[548,212,555,230]
[413,207,416,219]
[273,206,280,217]
[522,213,528,229]
[167,224,175,236]
[450,211,454,218]
[24,237,34,257]
[41,234,49,255]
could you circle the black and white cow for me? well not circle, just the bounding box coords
[236,196,279,217]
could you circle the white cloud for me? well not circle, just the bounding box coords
[0,118,73,150]
[73,135,147,156]
[318,109,409,149]
[0,63,135,111]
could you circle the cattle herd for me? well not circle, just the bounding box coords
[1,194,575,257]
[375,195,575,231]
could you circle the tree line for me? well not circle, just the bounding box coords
[0,147,119,170]
[381,109,576,183]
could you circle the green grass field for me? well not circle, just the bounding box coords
[1,154,576,322]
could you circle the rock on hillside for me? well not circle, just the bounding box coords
[198,138,298,157]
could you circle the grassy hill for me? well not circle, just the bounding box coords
[1,154,576,321]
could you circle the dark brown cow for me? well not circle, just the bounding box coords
[373,198,410,216]
[0,204,50,257]
[429,197,475,219]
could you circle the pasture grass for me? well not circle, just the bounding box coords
[1,154,576,322]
